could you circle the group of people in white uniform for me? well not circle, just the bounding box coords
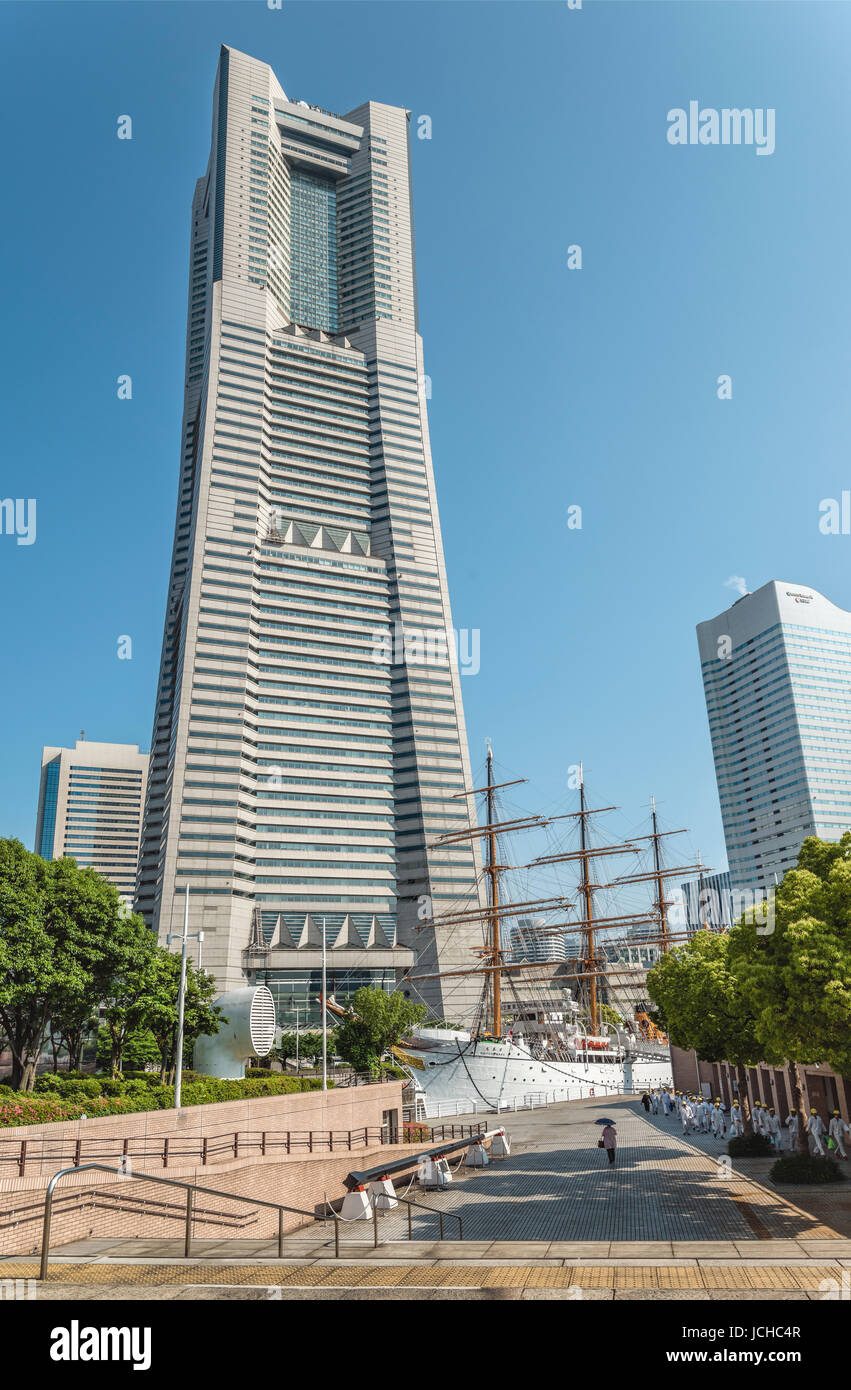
[642,1088,851,1157]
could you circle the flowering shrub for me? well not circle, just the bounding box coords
[0,1074,329,1126]
[0,1091,172,1127]
[402,1123,431,1142]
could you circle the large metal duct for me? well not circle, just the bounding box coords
[193,985,276,1079]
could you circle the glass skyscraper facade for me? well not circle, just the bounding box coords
[135,47,486,1025]
[678,870,735,933]
[697,581,851,893]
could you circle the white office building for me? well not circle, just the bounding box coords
[135,47,485,1024]
[509,915,568,964]
[36,740,149,905]
[697,581,851,894]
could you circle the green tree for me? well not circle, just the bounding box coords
[646,929,775,1134]
[0,840,53,1090]
[99,915,160,1075]
[598,1003,625,1031]
[730,833,851,1152]
[333,987,426,1077]
[0,841,136,1090]
[138,949,223,1083]
[46,1002,98,1074]
[277,1030,329,1069]
[97,1024,161,1073]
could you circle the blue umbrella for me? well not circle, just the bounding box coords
[594,1118,617,1125]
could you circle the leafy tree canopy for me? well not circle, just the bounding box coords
[646,928,771,1066]
[729,833,851,1076]
[333,987,426,1075]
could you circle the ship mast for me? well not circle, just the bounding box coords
[413,751,699,1042]
[651,798,667,948]
[485,743,501,1037]
[610,800,703,954]
[577,767,599,1035]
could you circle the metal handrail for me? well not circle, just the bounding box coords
[396,1194,463,1246]
[5,1120,485,1175]
[324,1191,464,1256]
[39,1163,316,1281]
[6,1125,396,1174]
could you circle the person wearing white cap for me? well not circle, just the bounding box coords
[806,1108,826,1156]
[728,1101,744,1138]
[828,1111,849,1160]
[766,1108,782,1150]
[784,1109,799,1153]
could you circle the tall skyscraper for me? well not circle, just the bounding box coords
[136,47,485,1024]
[36,740,149,904]
[678,870,735,933]
[697,581,851,893]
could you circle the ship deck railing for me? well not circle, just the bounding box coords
[412,1075,675,1118]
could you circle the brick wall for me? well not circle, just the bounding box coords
[0,1141,429,1258]
[0,1082,417,1257]
[670,1050,851,1122]
[0,1082,404,1179]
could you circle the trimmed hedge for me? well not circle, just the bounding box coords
[0,1073,331,1127]
[770,1154,847,1184]
[0,1091,173,1127]
[179,1075,327,1106]
[727,1134,776,1158]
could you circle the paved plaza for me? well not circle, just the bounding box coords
[355,1095,842,1245]
[7,1095,850,1299]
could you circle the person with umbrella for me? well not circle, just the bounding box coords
[597,1117,618,1165]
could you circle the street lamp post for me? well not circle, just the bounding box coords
[167,887,204,1110]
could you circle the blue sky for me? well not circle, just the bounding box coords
[2,0,850,877]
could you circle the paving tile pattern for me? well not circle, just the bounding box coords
[2,1259,846,1292]
[360,1098,840,1244]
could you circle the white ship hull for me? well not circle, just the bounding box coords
[400,1030,672,1118]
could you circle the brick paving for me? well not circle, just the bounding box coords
[2,1259,848,1295]
[7,1094,844,1295]
[362,1094,841,1244]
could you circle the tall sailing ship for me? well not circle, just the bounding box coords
[392,749,701,1116]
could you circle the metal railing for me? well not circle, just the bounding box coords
[325,1193,463,1257]
[4,1123,444,1176]
[39,1163,316,1281]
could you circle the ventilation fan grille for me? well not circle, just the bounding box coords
[250,986,277,1055]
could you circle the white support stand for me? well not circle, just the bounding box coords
[491,1131,511,1157]
[465,1141,489,1167]
[418,1156,453,1190]
[369,1177,398,1210]
[340,1188,372,1221]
